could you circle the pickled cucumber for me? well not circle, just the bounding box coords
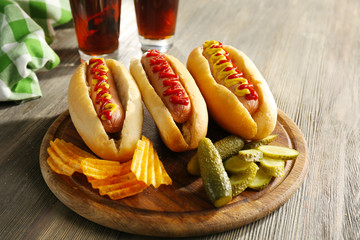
[187,135,245,176]
[260,157,285,177]
[224,156,253,174]
[215,135,245,160]
[243,134,277,149]
[257,145,299,160]
[238,149,263,162]
[187,154,200,176]
[230,162,258,197]
[248,167,273,190]
[198,138,232,207]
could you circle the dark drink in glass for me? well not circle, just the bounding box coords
[134,0,179,52]
[70,0,121,60]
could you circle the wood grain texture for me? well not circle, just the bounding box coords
[0,0,359,239]
[39,110,307,237]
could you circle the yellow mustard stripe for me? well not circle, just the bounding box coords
[235,87,250,96]
[104,103,118,110]
[203,40,249,97]
[90,58,104,68]
[100,104,118,120]
[90,62,97,69]
[101,82,109,87]
[203,40,218,49]
[98,65,108,72]
[90,57,118,121]
[92,76,108,85]
[100,93,111,99]
[223,77,244,88]
[213,61,231,74]
[211,54,226,65]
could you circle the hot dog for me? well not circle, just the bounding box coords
[187,40,277,140]
[140,50,192,124]
[87,58,125,133]
[130,50,208,152]
[68,58,143,161]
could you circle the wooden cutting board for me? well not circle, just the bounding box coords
[39,108,308,237]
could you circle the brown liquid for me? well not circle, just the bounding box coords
[134,0,179,40]
[70,0,121,55]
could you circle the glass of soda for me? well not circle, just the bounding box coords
[69,0,122,61]
[134,0,179,52]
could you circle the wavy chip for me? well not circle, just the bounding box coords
[56,139,96,158]
[46,139,86,176]
[87,160,148,200]
[131,136,172,188]
[46,156,76,176]
[46,138,150,200]
[47,138,98,175]
[105,181,148,200]
[81,158,124,180]
[49,140,82,173]
[87,161,132,186]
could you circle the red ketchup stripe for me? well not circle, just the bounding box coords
[95,89,109,104]
[146,50,190,106]
[94,79,108,91]
[228,73,244,79]
[238,84,257,100]
[152,62,169,73]
[89,58,115,120]
[210,42,258,101]
[159,71,178,79]
[99,98,113,119]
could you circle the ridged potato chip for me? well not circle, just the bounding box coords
[105,182,148,200]
[46,156,76,176]
[87,161,147,200]
[131,136,172,188]
[49,140,82,172]
[80,158,124,179]
[56,139,96,158]
[46,139,85,176]
[47,138,148,200]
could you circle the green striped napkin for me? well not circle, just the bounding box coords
[0,0,72,102]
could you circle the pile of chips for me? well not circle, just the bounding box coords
[47,137,172,200]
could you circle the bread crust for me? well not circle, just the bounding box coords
[68,59,143,161]
[130,54,208,152]
[187,46,277,140]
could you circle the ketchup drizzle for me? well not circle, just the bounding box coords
[146,50,190,105]
[89,58,117,120]
[207,41,258,101]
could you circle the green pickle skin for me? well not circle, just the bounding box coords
[198,138,232,207]
[215,135,245,160]
[187,135,244,176]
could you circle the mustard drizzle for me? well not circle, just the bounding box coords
[203,40,251,97]
[89,58,118,120]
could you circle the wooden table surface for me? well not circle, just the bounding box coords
[1,0,359,239]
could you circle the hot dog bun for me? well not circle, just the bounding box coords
[130,52,208,152]
[68,59,143,161]
[187,41,277,140]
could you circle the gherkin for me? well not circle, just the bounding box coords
[198,138,232,208]
[187,135,244,176]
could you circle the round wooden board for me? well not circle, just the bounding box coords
[39,109,308,237]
